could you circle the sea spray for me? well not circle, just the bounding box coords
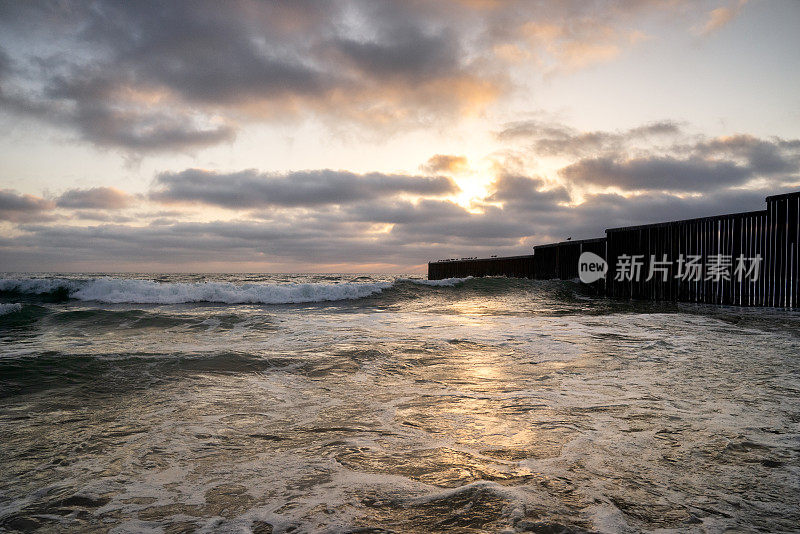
[0,276,471,305]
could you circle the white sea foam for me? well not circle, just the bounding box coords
[0,277,394,304]
[0,278,81,294]
[78,279,395,304]
[0,276,474,304]
[0,302,23,315]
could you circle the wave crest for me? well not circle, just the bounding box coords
[1,277,399,305]
[0,276,474,305]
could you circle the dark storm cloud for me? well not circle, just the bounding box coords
[56,187,134,209]
[0,189,54,222]
[150,168,460,208]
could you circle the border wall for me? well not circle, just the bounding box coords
[427,191,800,308]
[532,238,606,280]
[427,254,534,280]
[427,237,604,281]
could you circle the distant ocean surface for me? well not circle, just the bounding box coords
[1,273,798,533]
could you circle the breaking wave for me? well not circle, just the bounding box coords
[0,277,470,305]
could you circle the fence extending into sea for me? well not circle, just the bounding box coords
[428,191,800,307]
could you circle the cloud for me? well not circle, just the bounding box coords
[64,105,236,152]
[56,186,135,210]
[150,168,460,208]
[698,0,747,36]
[422,155,469,174]
[1,171,791,272]
[496,120,574,141]
[2,178,780,272]
[486,173,570,208]
[519,21,625,72]
[336,198,472,225]
[0,189,55,222]
[691,134,800,175]
[0,186,139,224]
[324,26,458,83]
[559,155,753,192]
[497,119,682,156]
[0,47,11,80]
[2,114,797,271]
[497,118,800,193]
[483,1,677,75]
[7,67,238,151]
[0,1,504,150]
[0,1,714,153]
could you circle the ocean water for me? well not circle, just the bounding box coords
[0,273,798,534]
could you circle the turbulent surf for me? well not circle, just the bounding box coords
[1,273,798,533]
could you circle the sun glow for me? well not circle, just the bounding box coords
[444,158,499,211]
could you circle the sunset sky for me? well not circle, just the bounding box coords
[1,0,798,272]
